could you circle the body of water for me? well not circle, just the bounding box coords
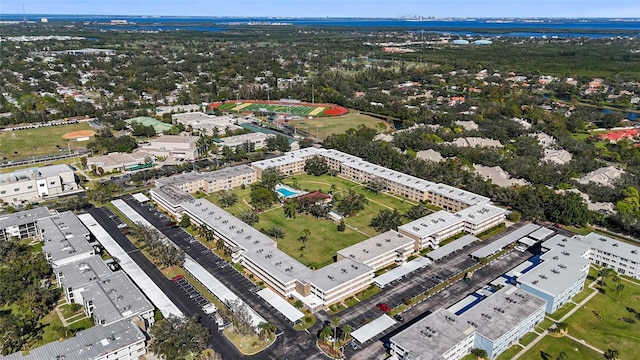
[1,15,640,37]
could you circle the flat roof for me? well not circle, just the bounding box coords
[40,211,94,263]
[150,185,194,207]
[398,211,463,240]
[154,165,255,188]
[56,255,114,289]
[579,232,640,263]
[86,152,149,168]
[183,257,266,329]
[0,164,73,184]
[4,321,145,360]
[455,204,506,225]
[471,223,540,258]
[148,135,199,145]
[309,258,373,292]
[78,213,183,319]
[0,207,51,229]
[374,257,432,288]
[391,286,546,357]
[427,234,479,261]
[132,192,149,203]
[528,227,555,241]
[83,272,154,325]
[336,230,413,265]
[257,288,304,323]
[251,153,306,170]
[217,132,272,146]
[351,315,396,344]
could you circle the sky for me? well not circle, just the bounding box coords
[2,0,640,18]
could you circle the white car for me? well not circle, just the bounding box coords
[202,303,218,315]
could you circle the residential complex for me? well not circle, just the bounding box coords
[214,132,273,153]
[0,164,80,204]
[0,206,52,241]
[154,164,256,194]
[389,286,546,360]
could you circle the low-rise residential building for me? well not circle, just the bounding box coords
[154,165,256,194]
[0,206,52,241]
[215,132,273,153]
[398,211,465,250]
[516,234,590,313]
[473,165,529,188]
[4,320,147,360]
[55,256,114,304]
[416,149,444,163]
[337,230,414,271]
[455,204,507,235]
[389,286,546,360]
[579,232,640,278]
[577,166,625,187]
[139,135,201,160]
[308,259,374,306]
[39,211,97,267]
[0,164,80,204]
[87,152,154,173]
[450,137,503,148]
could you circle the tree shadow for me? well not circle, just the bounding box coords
[540,351,552,360]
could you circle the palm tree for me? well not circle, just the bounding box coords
[342,324,352,343]
[604,348,619,360]
[598,267,614,286]
[470,348,488,359]
[319,326,332,343]
[330,317,341,349]
[258,322,277,341]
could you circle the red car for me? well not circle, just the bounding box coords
[376,303,391,312]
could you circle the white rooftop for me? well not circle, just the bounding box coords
[471,223,540,258]
[351,315,396,344]
[336,230,413,265]
[398,211,463,240]
[257,288,304,323]
[374,257,432,288]
[455,204,507,226]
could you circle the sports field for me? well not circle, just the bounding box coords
[0,122,91,160]
[292,113,391,140]
[213,100,348,117]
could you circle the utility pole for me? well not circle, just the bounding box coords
[312,83,315,104]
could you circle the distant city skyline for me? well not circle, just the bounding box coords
[2,0,640,19]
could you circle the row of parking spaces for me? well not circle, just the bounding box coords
[171,275,229,331]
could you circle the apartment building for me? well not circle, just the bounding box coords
[0,206,51,241]
[337,230,414,271]
[389,286,546,360]
[579,232,640,279]
[517,234,590,313]
[39,211,97,267]
[308,259,374,306]
[398,211,465,250]
[4,320,147,360]
[0,164,80,204]
[455,204,507,235]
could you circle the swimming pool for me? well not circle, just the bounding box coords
[275,184,306,199]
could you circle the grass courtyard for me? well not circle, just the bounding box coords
[206,173,418,268]
[0,122,92,160]
[291,113,390,140]
[517,336,603,360]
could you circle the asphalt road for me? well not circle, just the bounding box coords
[87,206,242,360]
[120,196,327,360]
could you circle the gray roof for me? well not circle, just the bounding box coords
[4,321,145,360]
[0,164,73,184]
[83,271,154,326]
[455,204,506,226]
[243,245,312,285]
[155,164,255,188]
[337,230,413,265]
[579,232,640,264]
[398,211,463,240]
[391,286,545,359]
[56,256,114,289]
[517,235,590,296]
[150,185,194,207]
[0,207,51,229]
[217,132,272,146]
[460,286,545,341]
[251,152,307,170]
[528,227,555,241]
[427,234,479,261]
[471,223,540,258]
[39,211,94,263]
[309,258,373,292]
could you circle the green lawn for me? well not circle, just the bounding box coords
[0,122,92,160]
[520,331,540,346]
[255,210,368,268]
[537,318,555,332]
[565,281,640,359]
[548,302,577,321]
[572,287,596,304]
[518,335,602,360]
[496,344,523,360]
[291,113,389,140]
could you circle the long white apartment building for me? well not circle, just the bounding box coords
[516,234,590,313]
[251,148,490,211]
[389,286,546,360]
[0,206,52,241]
[154,164,257,194]
[579,232,640,278]
[455,204,507,235]
[0,164,80,204]
[337,230,414,271]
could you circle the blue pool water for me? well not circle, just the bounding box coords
[277,187,298,198]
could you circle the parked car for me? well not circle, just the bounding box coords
[376,303,391,312]
[394,314,405,322]
[348,341,359,350]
